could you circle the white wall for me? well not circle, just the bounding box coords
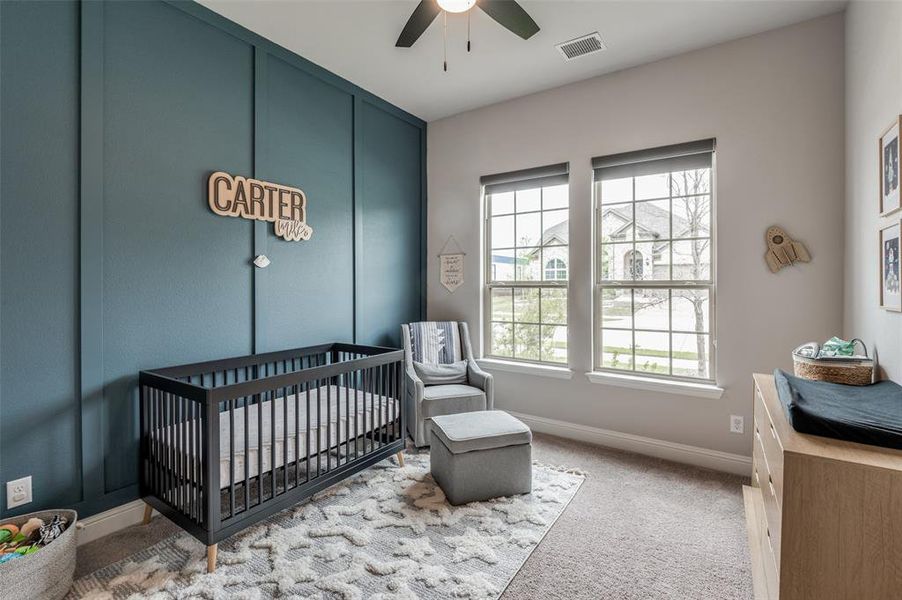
[427,14,845,457]
[844,1,902,382]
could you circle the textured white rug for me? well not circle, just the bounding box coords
[70,452,584,599]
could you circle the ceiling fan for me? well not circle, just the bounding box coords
[396,0,540,70]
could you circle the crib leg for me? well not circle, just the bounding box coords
[207,544,218,573]
[142,503,153,525]
[396,451,405,467]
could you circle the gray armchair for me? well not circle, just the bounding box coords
[401,321,494,447]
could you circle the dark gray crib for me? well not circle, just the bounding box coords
[138,343,405,572]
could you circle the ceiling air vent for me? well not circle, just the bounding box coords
[556,32,606,61]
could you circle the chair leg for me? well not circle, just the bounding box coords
[207,544,218,573]
[396,451,405,467]
[142,503,153,525]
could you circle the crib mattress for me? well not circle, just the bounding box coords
[157,385,398,488]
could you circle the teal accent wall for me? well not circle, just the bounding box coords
[0,0,425,517]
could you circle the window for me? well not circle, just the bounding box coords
[593,140,715,381]
[544,258,567,280]
[482,163,569,365]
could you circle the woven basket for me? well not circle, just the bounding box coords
[792,339,874,386]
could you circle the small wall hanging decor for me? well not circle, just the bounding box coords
[764,225,811,273]
[208,171,313,241]
[438,236,465,293]
[879,220,901,311]
[879,116,901,216]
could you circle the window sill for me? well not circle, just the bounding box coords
[478,359,573,380]
[585,371,724,399]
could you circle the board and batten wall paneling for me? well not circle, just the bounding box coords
[0,0,425,518]
[0,0,82,511]
[356,101,425,348]
[256,53,355,352]
[101,0,256,493]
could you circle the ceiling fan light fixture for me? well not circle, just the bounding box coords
[437,0,476,14]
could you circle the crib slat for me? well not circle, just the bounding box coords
[167,392,175,506]
[395,362,400,442]
[345,362,351,466]
[270,385,276,500]
[187,397,193,521]
[305,379,311,484]
[359,368,364,456]
[294,382,300,489]
[354,370,366,459]
[368,368,375,454]
[177,395,183,512]
[229,397,235,519]
[152,388,160,502]
[316,373,321,478]
[327,378,332,473]
[379,365,385,447]
[257,387,263,506]
[283,384,288,492]
[195,393,202,525]
[389,362,395,442]
[244,369,250,512]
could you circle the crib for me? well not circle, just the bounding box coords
[138,342,405,572]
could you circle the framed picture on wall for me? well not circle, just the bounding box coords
[879,220,901,311]
[879,116,901,215]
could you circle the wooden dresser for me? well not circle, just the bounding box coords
[745,374,902,600]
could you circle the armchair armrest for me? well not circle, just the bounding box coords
[467,360,494,410]
[405,364,425,403]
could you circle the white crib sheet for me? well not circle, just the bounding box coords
[157,385,398,488]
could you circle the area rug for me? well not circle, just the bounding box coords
[69,452,584,599]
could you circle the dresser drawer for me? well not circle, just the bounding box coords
[755,385,784,507]
[762,508,780,598]
[753,426,782,568]
[751,475,781,599]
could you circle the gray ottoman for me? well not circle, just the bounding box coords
[430,410,532,505]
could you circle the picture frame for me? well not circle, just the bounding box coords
[879,220,901,312]
[879,116,901,216]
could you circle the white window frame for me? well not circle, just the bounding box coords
[592,142,717,384]
[481,164,570,367]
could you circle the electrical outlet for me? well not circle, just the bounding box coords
[729,415,744,434]
[6,476,32,509]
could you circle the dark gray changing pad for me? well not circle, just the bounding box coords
[774,369,902,450]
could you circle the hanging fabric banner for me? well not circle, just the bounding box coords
[438,236,465,293]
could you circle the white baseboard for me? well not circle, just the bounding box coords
[508,410,752,476]
[75,499,151,546]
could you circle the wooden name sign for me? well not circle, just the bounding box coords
[208,171,313,241]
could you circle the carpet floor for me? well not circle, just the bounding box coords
[76,433,753,599]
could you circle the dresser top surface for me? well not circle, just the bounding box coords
[754,373,902,472]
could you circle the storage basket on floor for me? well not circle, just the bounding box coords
[792,340,874,386]
[0,509,77,600]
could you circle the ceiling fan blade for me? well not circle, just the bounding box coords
[477,0,540,40]
[395,0,442,48]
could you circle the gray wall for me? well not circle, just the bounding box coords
[0,0,425,518]
[844,1,902,382]
[427,14,845,458]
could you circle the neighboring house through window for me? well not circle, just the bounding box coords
[593,140,715,381]
[544,258,567,280]
[482,163,569,365]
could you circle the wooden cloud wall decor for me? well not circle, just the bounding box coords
[208,171,313,241]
